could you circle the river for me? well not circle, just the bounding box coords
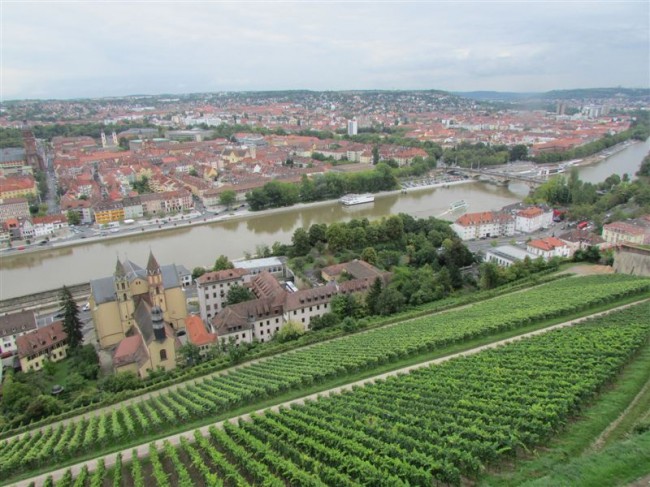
[1,138,648,299]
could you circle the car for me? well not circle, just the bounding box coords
[53,312,64,319]
[82,303,90,311]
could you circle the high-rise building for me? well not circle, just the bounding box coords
[347,118,358,136]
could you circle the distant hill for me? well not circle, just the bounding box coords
[540,87,650,100]
[455,87,650,102]
[453,91,540,101]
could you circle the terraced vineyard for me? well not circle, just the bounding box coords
[2,275,649,482]
[43,301,650,486]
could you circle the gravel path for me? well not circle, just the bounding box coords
[12,299,646,487]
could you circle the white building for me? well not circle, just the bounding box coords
[484,245,540,267]
[0,310,38,356]
[451,211,515,241]
[196,268,249,322]
[527,237,571,260]
[515,207,553,233]
[233,256,289,280]
[347,118,358,136]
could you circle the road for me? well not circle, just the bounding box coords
[10,299,648,487]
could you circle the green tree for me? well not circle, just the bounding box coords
[118,137,129,150]
[226,284,255,305]
[213,255,234,271]
[376,288,406,315]
[188,167,199,177]
[372,145,380,165]
[219,190,237,209]
[365,277,383,315]
[59,286,83,350]
[178,343,203,366]
[275,321,305,343]
[509,144,528,161]
[291,227,311,256]
[192,267,207,280]
[360,246,378,265]
[67,210,81,226]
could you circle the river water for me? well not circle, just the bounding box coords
[2,138,648,299]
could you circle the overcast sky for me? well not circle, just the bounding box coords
[2,1,649,100]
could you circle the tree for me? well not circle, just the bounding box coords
[118,137,129,150]
[67,210,81,226]
[360,247,378,265]
[372,145,380,165]
[219,190,237,209]
[178,343,203,366]
[188,167,199,177]
[509,144,528,161]
[226,284,255,305]
[275,321,305,343]
[59,286,83,350]
[376,288,406,315]
[192,267,207,280]
[365,277,383,315]
[213,255,234,271]
[291,227,311,256]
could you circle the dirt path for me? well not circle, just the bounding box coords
[589,374,650,452]
[12,299,646,487]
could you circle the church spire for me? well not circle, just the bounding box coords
[115,258,126,278]
[146,250,161,276]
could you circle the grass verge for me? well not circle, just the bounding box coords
[5,293,648,486]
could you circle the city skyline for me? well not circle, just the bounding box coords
[2,1,649,100]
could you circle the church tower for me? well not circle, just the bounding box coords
[147,251,166,310]
[114,258,135,333]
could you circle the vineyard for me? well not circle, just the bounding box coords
[35,301,650,486]
[1,275,649,483]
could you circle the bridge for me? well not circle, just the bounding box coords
[450,168,547,188]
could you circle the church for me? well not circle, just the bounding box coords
[89,252,188,376]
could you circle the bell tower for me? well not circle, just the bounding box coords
[147,251,166,310]
[114,258,134,333]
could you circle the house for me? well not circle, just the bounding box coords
[527,237,571,260]
[451,211,515,240]
[185,314,218,355]
[0,310,38,356]
[94,200,125,225]
[89,252,187,350]
[484,245,539,267]
[0,175,38,199]
[558,229,607,256]
[0,197,30,223]
[211,263,390,345]
[196,268,249,322]
[602,218,650,246]
[15,321,68,372]
[514,206,553,233]
[321,259,388,283]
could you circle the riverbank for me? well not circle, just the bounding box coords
[0,178,475,262]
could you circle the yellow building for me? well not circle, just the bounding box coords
[0,175,38,199]
[94,201,125,225]
[89,251,187,351]
[16,321,69,372]
[112,304,180,378]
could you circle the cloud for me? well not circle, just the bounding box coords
[2,1,648,99]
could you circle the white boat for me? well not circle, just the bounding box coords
[449,200,468,211]
[340,193,375,206]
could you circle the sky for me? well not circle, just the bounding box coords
[1,0,649,100]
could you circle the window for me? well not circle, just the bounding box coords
[275,318,279,323]
[301,318,305,323]
[275,327,279,332]
[213,293,217,298]
[317,305,320,310]
[309,307,312,312]
[160,349,167,361]
[293,310,297,315]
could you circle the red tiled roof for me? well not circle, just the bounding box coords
[185,315,218,347]
[528,237,567,251]
[113,334,146,367]
[15,321,67,358]
[517,207,544,218]
[196,267,248,285]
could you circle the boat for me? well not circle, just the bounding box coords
[340,193,375,206]
[449,200,468,211]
